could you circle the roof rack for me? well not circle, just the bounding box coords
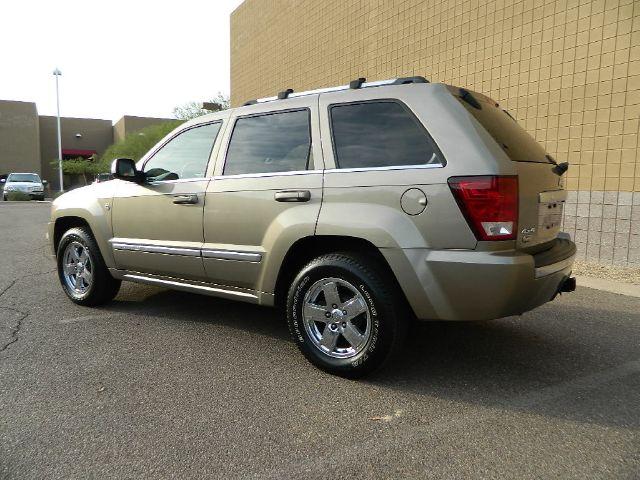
[243,76,429,106]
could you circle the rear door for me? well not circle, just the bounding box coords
[111,121,224,280]
[449,87,566,249]
[202,96,323,292]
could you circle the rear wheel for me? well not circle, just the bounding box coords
[56,227,121,306]
[287,253,407,378]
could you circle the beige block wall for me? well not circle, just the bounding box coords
[231,0,639,191]
[231,0,640,265]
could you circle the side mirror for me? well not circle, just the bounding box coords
[42,180,48,186]
[111,158,142,182]
[0,179,5,184]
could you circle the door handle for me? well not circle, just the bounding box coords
[172,194,199,205]
[274,190,311,202]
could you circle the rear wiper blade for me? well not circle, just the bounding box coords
[546,154,569,176]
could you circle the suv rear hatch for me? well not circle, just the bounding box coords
[448,86,567,252]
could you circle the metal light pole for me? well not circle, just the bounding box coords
[53,68,64,192]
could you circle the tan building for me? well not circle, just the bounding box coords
[0,100,41,176]
[0,100,175,191]
[230,0,640,266]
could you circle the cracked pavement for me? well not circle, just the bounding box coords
[0,202,639,479]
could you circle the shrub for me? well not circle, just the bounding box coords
[6,191,32,201]
[99,120,184,168]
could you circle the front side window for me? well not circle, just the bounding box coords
[330,101,444,169]
[143,122,221,181]
[223,109,311,176]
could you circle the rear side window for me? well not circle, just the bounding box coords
[224,109,311,175]
[329,101,444,169]
[449,87,548,163]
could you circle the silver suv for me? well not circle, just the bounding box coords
[48,77,576,377]
[3,173,46,201]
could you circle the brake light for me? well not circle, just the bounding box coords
[448,176,518,241]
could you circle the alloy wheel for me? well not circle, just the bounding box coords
[62,241,93,295]
[302,277,371,359]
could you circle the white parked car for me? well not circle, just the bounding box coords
[2,173,46,201]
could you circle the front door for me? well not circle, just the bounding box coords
[111,121,223,281]
[202,97,324,295]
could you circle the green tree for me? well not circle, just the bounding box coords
[173,92,230,120]
[98,120,184,169]
[55,157,103,185]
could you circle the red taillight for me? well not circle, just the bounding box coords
[448,176,518,241]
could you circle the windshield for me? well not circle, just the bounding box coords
[448,86,548,163]
[8,173,41,183]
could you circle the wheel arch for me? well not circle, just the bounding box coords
[52,209,115,268]
[272,235,410,312]
[53,216,91,252]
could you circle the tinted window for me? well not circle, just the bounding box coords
[449,87,547,163]
[330,101,443,169]
[224,110,311,175]
[143,122,221,181]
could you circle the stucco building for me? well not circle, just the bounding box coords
[0,100,174,191]
[230,0,640,266]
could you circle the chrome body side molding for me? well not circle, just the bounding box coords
[201,249,262,262]
[111,242,201,257]
[111,270,259,302]
[110,239,262,263]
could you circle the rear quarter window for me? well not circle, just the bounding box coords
[329,101,444,169]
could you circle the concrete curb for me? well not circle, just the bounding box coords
[575,275,640,298]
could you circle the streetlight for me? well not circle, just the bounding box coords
[53,68,63,192]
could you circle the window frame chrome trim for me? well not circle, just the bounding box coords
[323,163,444,174]
[212,169,323,180]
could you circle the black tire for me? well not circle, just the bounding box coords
[287,253,407,378]
[56,227,121,306]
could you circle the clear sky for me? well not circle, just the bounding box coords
[1,0,244,121]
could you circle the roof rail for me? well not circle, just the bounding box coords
[242,76,429,106]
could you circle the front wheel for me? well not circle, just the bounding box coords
[287,253,407,378]
[56,227,121,306]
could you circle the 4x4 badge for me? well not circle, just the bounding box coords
[521,226,536,243]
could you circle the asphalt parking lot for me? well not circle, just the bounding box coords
[1,202,638,479]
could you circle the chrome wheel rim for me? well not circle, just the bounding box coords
[62,241,93,295]
[302,277,371,359]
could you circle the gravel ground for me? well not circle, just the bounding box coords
[573,260,640,285]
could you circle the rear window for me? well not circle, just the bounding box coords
[329,101,444,169]
[449,87,548,163]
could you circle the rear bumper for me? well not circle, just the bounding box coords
[382,237,576,321]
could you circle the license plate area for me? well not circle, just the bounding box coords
[537,190,566,242]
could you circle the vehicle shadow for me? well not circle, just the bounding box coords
[102,285,640,430]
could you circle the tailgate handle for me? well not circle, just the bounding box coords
[172,194,199,205]
[275,190,311,202]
